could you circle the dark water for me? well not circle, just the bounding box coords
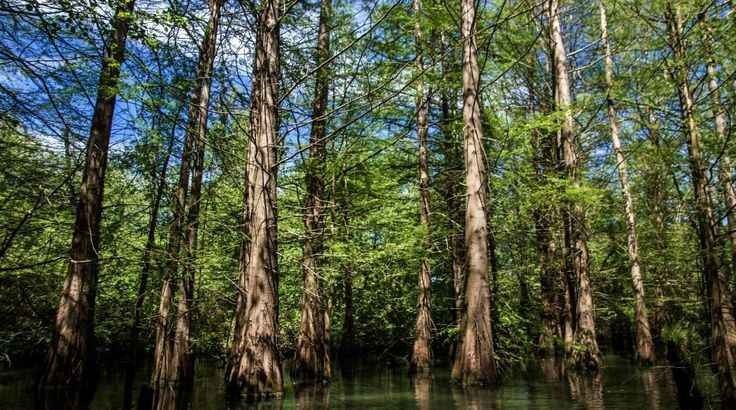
[0,355,683,409]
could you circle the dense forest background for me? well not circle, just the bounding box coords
[1,0,736,407]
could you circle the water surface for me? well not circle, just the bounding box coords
[0,355,681,409]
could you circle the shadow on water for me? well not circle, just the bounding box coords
[0,355,689,409]
[666,341,704,409]
[35,386,94,410]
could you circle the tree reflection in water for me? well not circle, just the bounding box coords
[564,370,604,410]
[411,374,431,410]
[295,382,330,410]
[450,384,500,410]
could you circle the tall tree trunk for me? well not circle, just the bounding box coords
[534,205,562,355]
[532,114,563,356]
[225,0,283,399]
[150,0,223,390]
[295,0,332,383]
[226,72,256,388]
[123,109,178,409]
[438,31,464,359]
[451,0,497,386]
[546,0,573,357]
[40,0,136,391]
[599,1,654,364]
[409,0,433,376]
[640,109,669,340]
[174,0,223,387]
[524,36,562,356]
[704,21,736,279]
[150,47,195,395]
[665,3,736,404]
[547,0,600,370]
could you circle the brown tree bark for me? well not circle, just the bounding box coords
[40,0,136,391]
[704,21,736,279]
[599,1,654,365]
[665,3,736,404]
[225,0,284,399]
[409,0,433,376]
[545,0,573,357]
[547,0,600,371]
[173,0,224,387]
[226,69,257,389]
[150,0,223,391]
[451,0,497,386]
[294,0,332,384]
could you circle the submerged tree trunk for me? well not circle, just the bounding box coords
[451,0,497,386]
[599,1,654,365]
[41,0,136,392]
[547,0,600,370]
[226,0,283,399]
[294,0,332,384]
[665,3,736,404]
[151,0,223,390]
[409,0,433,376]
